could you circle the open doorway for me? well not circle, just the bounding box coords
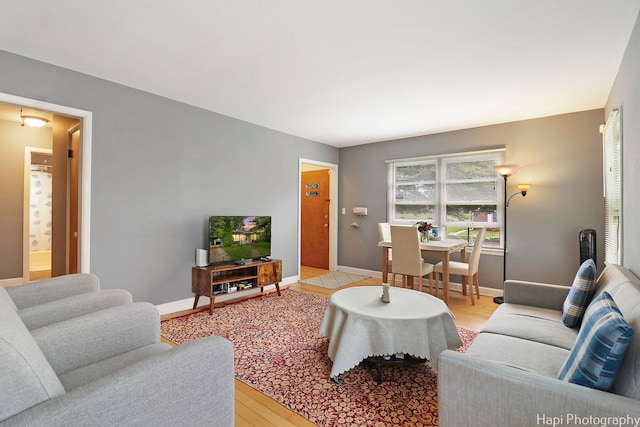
[299,159,338,276]
[17,111,81,281]
[24,148,54,281]
[0,94,92,284]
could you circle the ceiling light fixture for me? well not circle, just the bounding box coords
[20,108,49,128]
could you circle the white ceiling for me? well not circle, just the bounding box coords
[0,1,638,147]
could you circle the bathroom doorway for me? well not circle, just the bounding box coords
[25,149,54,280]
[0,95,92,285]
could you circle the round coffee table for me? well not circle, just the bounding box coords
[319,285,462,381]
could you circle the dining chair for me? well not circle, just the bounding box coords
[377,222,398,286]
[434,227,487,305]
[390,225,434,292]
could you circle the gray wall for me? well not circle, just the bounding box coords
[606,11,640,277]
[338,110,606,289]
[0,50,338,304]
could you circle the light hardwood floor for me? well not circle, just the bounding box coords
[161,266,499,427]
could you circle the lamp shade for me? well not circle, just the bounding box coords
[517,183,531,192]
[493,164,520,177]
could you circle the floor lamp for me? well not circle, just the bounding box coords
[492,164,531,304]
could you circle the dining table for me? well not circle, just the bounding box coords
[379,238,467,304]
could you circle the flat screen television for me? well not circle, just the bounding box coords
[208,216,272,265]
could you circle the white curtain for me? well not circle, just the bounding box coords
[29,171,53,252]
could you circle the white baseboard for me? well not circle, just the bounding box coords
[336,265,503,298]
[155,275,299,316]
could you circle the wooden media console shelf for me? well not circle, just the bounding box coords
[192,259,282,314]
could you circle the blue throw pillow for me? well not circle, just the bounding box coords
[562,259,597,327]
[557,292,634,391]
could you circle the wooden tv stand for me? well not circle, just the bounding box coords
[192,259,282,314]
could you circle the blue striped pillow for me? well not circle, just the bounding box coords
[557,292,634,391]
[562,259,597,327]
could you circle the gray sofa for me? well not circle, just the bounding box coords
[438,263,640,427]
[1,274,235,426]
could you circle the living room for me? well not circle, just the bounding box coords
[1,3,638,307]
[1,2,640,425]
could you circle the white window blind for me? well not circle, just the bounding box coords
[602,108,622,265]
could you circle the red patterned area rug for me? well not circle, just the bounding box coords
[161,289,477,427]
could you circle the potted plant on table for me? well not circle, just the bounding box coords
[415,221,433,242]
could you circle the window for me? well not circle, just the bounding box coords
[602,108,622,264]
[387,149,505,247]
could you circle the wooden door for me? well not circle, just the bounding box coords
[68,128,80,274]
[301,170,330,269]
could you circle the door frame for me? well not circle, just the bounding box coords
[299,158,338,276]
[1,92,93,280]
[67,123,81,274]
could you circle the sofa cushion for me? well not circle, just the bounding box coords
[557,292,633,391]
[465,332,570,378]
[0,295,65,422]
[562,259,597,327]
[6,273,100,309]
[591,273,640,399]
[18,289,133,330]
[58,342,171,390]
[482,303,578,350]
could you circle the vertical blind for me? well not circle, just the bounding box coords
[602,108,622,265]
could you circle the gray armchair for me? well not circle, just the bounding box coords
[1,277,235,426]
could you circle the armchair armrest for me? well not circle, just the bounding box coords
[1,336,235,427]
[6,274,100,309]
[32,302,160,375]
[438,350,640,427]
[18,290,133,330]
[503,279,570,310]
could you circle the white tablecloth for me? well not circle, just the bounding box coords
[319,286,462,378]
